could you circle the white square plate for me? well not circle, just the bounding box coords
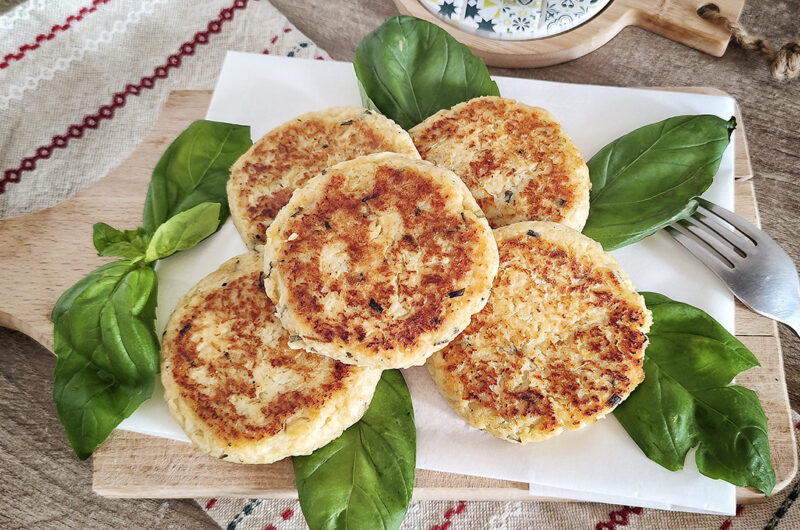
[120,52,738,514]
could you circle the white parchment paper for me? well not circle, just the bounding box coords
[119,52,738,514]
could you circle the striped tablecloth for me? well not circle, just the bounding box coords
[1,1,797,528]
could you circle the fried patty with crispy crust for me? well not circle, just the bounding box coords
[410,96,590,231]
[228,106,420,248]
[427,221,651,443]
[263,152,499,369]
[161,252,381,464]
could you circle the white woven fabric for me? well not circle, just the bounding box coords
[1,1,797,529]
[0,0,328,218]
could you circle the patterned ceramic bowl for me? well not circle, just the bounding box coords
[418,0,613,40]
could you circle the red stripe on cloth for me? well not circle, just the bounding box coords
[719,504,745,530]
[1,0,111,69]
[204,498,217,510]
[0,0,250,195]
[595,506,642,530]
[262,28,287,55]
[258,507,293,530]
[430,501,466,530]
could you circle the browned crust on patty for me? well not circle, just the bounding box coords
[160,252,380,463]
[264,153,498,369]
[427,221,651,443]
[410,96,590,231]
[228,106,419,248]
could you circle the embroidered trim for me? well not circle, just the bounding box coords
[431,501,466,530]
[595,506,642,530]
[1,0,110,70]
[764,483,800,530]
[0,0,166,110]
[224,500,294,530]
[719,504,744,530]
[0,0,250,195]
[763,419,800,530]
[0,0,49,30]
[262,26,327,60]
[226,499,262,530]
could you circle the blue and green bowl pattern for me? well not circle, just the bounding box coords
[418,0,613,40]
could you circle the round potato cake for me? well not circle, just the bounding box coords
[161,252,382,464]
[427,221,651,443]
[409,96,590,231]
[228,106,420,248]
[263,152,499,369]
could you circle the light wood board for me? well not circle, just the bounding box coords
[394,0,745,68]
[0,89,794,502]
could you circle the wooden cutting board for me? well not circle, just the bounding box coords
[394,0,745,67]
[0,89,795,503]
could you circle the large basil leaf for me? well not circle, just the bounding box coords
[144,202,220,262]
[52,260,159,459]
[93,223,150,260]
[614,292,775,494]
[142,120,251,233]
[293,370,416,530]
[354,15,500,130]
[583,115,736,250]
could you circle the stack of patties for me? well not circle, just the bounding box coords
[412,96,652,442]
[162,95,653,462]
[161,107,499,462]
[228,107,420,248]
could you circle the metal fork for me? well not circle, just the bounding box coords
[666,198,800,337]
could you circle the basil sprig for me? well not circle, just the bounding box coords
[52,120,252,458]
[143,120,252,233]
[293,370,416,530]
[93,224,150,260]
[583,115,736,250]
[615,293,775,495]
[354,15,499,130]
[144,202,221,262]
[53,261,159,459]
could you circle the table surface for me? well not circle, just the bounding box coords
[2,1,798,528]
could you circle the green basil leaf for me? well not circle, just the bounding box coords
[583,115,736,250]
[293,370,416,530]
[144,202,220,263]
[54,121,253,460]
[142,120,252,233]
[52,260,159,459]
[614,292,775,494]
[354,15,500,130]
[93,223,149,260]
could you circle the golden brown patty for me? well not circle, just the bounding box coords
[263,152,499,369]
[410,96,590,231]
[228,106,420,248]
[427,221,651,443]
[160,252,381,463]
